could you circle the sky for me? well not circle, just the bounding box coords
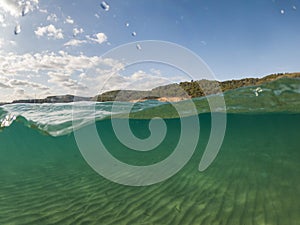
[0,0,300,102]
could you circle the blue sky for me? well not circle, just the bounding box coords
[0,0,299,101]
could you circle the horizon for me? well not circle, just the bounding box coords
[1,0,300,102]
[0,72,300,105]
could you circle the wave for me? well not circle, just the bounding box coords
[0,100,166,136]
[1,78,300,136]
[223,77,300,113]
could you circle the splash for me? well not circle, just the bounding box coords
[0,113,16,127]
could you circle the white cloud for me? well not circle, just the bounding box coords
[0,0,39,17]
[64,39,87,47]
[0,75,9,82]
[0,51,173,101]
[94,69,174,94]
[0,51,108,77]
[14,88,25,95]
[46,13,58,22]
[0,82,11,88]
[0,38,4,48]
[0,51,124,100]
[0,75,49,99]
[0,38,17,49]
[0,0,21,17]
[0,14,5,23]
[0,75,11,89]
[65,16,74,24]
[150,69,161,76]
[39,8,48,14]
[79,73,87,79]
[131,70,149,80]
[73,27,84,36]
[8,79,49,90]
[125,70,171,90]
[86,33,107,44]
[34,24,64,39]
[48,71,69,82]
[48,71,87,91]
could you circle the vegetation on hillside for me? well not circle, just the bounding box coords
[94,72,300,101]
[2,72,299,105]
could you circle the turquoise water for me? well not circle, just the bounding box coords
[0,78,300,225]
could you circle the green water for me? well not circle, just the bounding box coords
[0,113,299,225]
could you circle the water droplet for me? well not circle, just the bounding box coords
[125,22,130,27]
[292,5,297,10]
[136,44,141,50]
[132,31,137,37]
[14,24,21,35]
[254,87,263,97]
[22,5,30,16]
[280,9,285,14]
[200,41,207,46]
[100,1,110,11]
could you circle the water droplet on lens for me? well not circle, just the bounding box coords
[292,5,297,10]
[22,5,30,16]
[101,1,110,11]
[132,31,137,37]
[280,9,285,14]
[14,24,21,35]
[125,22,129,27]
[136,44,141,50]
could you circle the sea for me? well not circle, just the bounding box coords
[0,78,299,225]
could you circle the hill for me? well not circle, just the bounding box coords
[10,95,90,104]
[1,72,299,105]
[93,72,300,101]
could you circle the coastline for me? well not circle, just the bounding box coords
[130,96,189,103]
[1,72,299,105]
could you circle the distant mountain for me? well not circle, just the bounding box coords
[93,72,300,102]
[11,95,91,104]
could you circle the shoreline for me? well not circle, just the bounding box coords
[1,72,299,105]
